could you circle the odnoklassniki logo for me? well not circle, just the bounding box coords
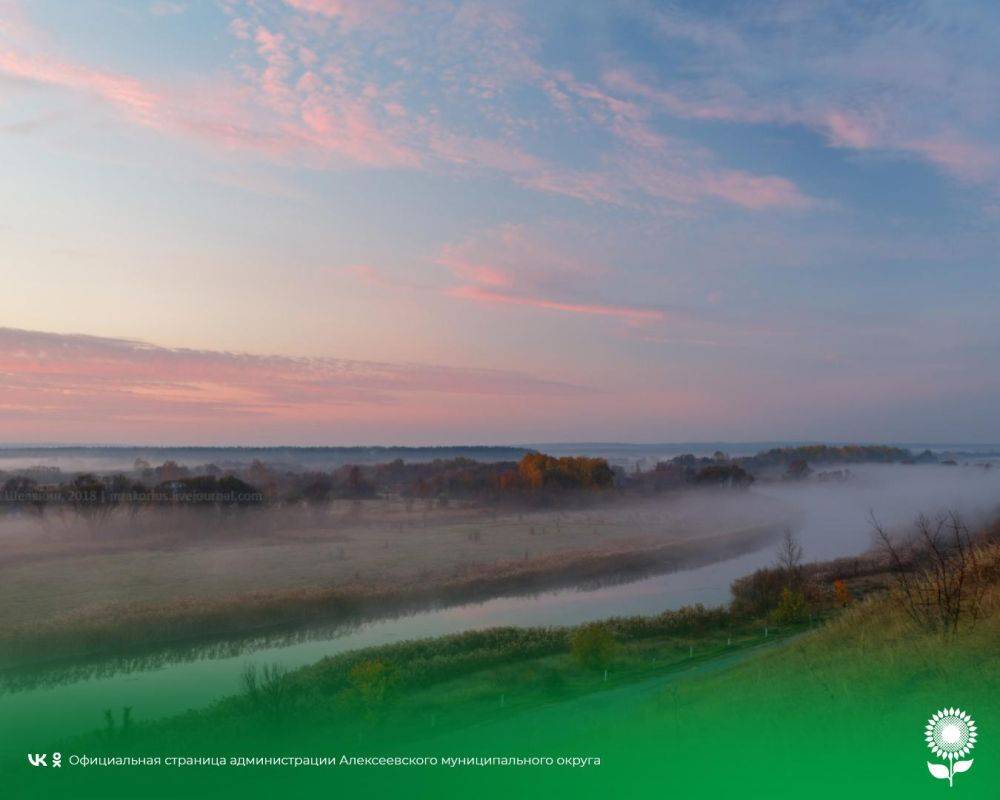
[925,708,977,787]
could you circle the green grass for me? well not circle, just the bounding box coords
[11,545,999,800]
[42,605,811,760]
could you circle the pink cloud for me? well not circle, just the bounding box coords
[0,47,293,157]
[602,68,764,125]
[516,169,624,206]
[435,225,665,324]
[282,0,400,28]
[0,50,161,126]
[0,327,583,435]
[447,285,665,323]
[0,2,819,215]
[437,225,604,288]
[604,66,999,193]
[0,16,420,169]
[428,133,546,175]
[704,170,814,210]
[903,134,1000,184]
[299,95,421,167]
[822,111,879,149]
[253,26,297,114]
[436,249,513,289]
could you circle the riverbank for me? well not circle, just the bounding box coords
[52,604,818,756]
[24,538,998,800]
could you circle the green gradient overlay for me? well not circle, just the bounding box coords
[3,610,995,800]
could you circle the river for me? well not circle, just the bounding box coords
[2,463,998,752]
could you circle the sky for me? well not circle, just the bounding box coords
[0,0,998,445]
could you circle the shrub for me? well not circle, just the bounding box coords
[240,663,291,720]
[833,579,852,607]
[346,659,396,709]
[569,623,616,670]
[772,587,808,625]
[730,567,785,617]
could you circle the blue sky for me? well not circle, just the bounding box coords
[0,0,998,444]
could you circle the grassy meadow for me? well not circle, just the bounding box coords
[0,491,788,670]
[10,527,998,800]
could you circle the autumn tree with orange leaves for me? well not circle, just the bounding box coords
[515,453,614,491]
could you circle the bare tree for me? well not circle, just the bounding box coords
[776,528,804,586]
[871,511,986,637]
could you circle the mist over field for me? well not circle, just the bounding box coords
[1,442,997,475]
[758,463,1000,560]
[2,448,997,667]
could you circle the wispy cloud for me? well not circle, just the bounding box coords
[433,224,668,324]
[609,4,1000,193]
[0,0,819,214]
[0,50,161,126]
[446,285,665,323]
[0,327,584,429]
[903,133,1000,185]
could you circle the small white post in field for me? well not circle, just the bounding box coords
[603,669,608,682]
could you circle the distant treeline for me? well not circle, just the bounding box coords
[0,445,532,471]
[739,444,911,470]
[0,454,617,516]
[622,443,922,493]
[0,444,935,518]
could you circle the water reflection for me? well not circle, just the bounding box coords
[0,541,762,695]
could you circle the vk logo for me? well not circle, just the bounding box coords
[27,754,47,767]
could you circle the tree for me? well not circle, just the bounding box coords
[515,454,614,491]
[833,579,852,607]
[105,473,146,519]
[154,460,187,482]
[68,473,117,528]
[775,529,804,586]
[299,473,334,507]
[693,464,753,488]
[872,511,987,637]
[772,587,808,625]
[786,459,812,480]
[730,567,785,617]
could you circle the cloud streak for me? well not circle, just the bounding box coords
[435,225,666,324]
[0,327,584,430]
[447,285,665,323]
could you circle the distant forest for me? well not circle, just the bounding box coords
[0,444,958,517]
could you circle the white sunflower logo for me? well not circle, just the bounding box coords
[925,708,977,787]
